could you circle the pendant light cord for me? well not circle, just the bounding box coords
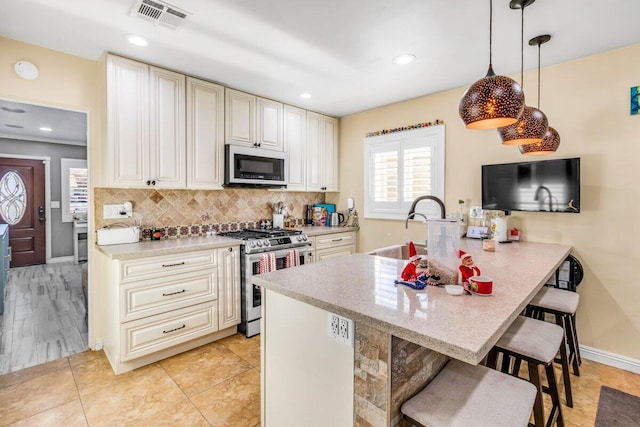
[537,42,541,109]
[489,0,493,68]
[520,7,524,87]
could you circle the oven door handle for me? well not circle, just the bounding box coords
[245,246,310,262]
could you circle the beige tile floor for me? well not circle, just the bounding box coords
[1,331,639,426]
[0,333,260,427]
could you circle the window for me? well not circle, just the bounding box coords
[364,126,445,220]
[61,158,88,222]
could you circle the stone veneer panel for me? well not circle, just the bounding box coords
[94,187,324,237]
[354,323,450,427]
[390,337,449,427]
[354,322,390,427]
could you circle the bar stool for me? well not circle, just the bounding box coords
[488,316,566,427]
[401,359,537,427]
[526,286,581,376]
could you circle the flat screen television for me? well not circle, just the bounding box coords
[482,158,580,213]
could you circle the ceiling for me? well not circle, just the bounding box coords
[1,0,639,141]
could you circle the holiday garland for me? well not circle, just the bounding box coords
[366,119,444,138]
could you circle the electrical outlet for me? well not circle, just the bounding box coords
[327,312,354,347]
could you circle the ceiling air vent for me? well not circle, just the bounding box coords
[130,0,191,30]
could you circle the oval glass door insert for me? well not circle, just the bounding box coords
[0,170,27,225]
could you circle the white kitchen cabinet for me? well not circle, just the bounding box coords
[100,246,240,374]
[225,88,283,151]
[186,77,225,189]
[283,105,307,191]
[308,231,356,263]
[149,66,186,188]
[218,245,241,329]
[105,55,149,187]
[105,54,186,188]
[307,112,339,191]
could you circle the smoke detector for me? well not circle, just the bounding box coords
[130,0,191,30]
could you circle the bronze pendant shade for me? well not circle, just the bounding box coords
[498,0,548,145]
[520,34,560,155]
[498,105,548,145]
[458,0,525,130]
[519,126,561,155]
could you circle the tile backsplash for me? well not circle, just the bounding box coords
[94,187,325,239]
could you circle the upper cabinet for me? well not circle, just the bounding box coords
[104,54,337,191]
[283,105,307,191]
[105,54,224,189]
[106,55,186,188]
[149,66,186,188]
[307,112,339,192]
[225,88,283,151]
[186,77,225,189]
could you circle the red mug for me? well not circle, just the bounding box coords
[469,276,493,295]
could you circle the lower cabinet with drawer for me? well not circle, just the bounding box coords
[311,231,357,262]
[101,246,240,374]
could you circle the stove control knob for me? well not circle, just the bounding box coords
[263,239,270,247]
[256,241,262,247]
[250,241,257,248]
[302,235,307,241]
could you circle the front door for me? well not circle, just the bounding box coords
[0,158,46,266]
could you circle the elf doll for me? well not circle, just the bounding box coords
[401,242,423,281]
[458,250,481,285]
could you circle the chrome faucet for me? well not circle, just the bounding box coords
[405,195,446,228]
[534,186,553,212]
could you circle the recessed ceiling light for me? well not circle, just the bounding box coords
[5,124,24,129]
[127,35,148,47]
[393,54,416,65]
[1,107,26,113]
[299,92,312,99]
[39,127,53,132]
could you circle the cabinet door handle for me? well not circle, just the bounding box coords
[163,324,186,334]
[162,289,186,297]
[332,238,343,242]
[228,247,233,252]
[162,261,186,268]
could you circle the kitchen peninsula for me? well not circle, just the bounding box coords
[253,240,572,427]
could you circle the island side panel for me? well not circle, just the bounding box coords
[262,289,354,427]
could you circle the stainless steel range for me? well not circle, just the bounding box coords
[217,228,311,337]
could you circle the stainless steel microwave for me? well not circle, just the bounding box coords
[224,145,288,188]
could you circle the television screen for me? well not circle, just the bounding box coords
[482,158,580,213]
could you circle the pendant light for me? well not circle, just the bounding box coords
[497,0,548,145]
[520,34,561,155]
[458,0,525,130]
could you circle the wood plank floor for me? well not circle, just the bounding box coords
[0,262,88,375]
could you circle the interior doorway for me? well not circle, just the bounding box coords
[0,98,90,373]
[0,157,46,266]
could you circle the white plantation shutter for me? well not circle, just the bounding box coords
[364,125,444,220]
[61,158,88,222]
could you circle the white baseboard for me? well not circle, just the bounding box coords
[580,344,640,374]
[48,256,74,264]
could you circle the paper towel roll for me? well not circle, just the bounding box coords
[491,218,508,242]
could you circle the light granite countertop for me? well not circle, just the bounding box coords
[96,235,241,260]
[296,225,359,236]
[252,240,571,364]
[96,226,356,260]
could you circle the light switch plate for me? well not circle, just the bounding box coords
[51,201,60,209]
[469,206,484,219]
